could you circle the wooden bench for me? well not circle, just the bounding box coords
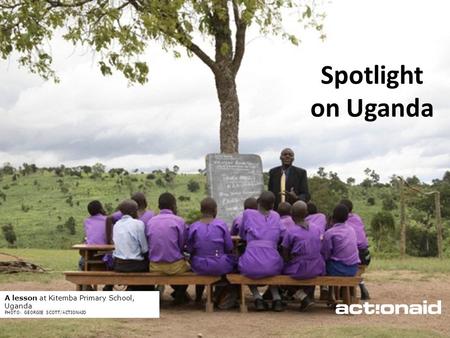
[226,274,362,312]
[64,271,221,312]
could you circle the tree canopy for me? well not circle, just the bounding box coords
[0,0,324,152]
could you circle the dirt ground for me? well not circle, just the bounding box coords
[0,271,449,337]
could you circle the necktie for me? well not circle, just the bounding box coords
[281,171,286,203]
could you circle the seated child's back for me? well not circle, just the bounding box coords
[187,198,235,275]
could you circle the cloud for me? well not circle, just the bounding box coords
[0,0,449,183]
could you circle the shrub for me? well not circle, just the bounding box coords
[1,224,17,247]
[382,195,397,211]
[64,216,76,235]
[370,211,395,251]
[21,204,31,212]
[187,179,200,193]
[66,195,73,207]
[178,195,191,202]
[367,197,376,206]
[155,178,165,187]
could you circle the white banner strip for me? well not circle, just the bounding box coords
[0,291,159,318]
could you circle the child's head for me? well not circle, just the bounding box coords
[131,192,147,210]
[332,204,349,223]
[158,192,177,213]
[339,199,353,213]
[307,202,318,215]
[277,202,292,217]
[243,197,257,210]
[118,199,138,218]
[87,200,105,216]
[200,197,217,218]
[257,191,275,211]
[292,201,307,221]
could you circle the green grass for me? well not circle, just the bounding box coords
[0,171,448,258]
[0,171,207,249]
[370,257,450,273]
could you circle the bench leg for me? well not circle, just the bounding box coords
[205,285,214,313]
[343,286,351,305]
[240,285,248,313]
[333,286,339,300]
[327,286,337,306]
[350,286,358,304]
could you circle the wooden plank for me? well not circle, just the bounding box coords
[64,271,221,286]
[72,244,115,250]
[226,274,361,286]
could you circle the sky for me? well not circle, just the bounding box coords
[0,0,449,183]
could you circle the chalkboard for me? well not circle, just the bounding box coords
[206,153,264,226]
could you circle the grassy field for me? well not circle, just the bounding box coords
[0,171,390,249]
[0,171,206,248]
[0,170,448,257]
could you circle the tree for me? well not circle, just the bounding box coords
[316,167,327,178]
[91,162,106,179]
[346,177,355,186]
[1,162,15,175]
[0,1,324,153]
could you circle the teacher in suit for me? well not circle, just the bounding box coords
[268,148,310,209]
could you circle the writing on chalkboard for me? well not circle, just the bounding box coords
[206,154,264,226]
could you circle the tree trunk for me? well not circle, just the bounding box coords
[399,179,406,257]
[214,66,239,154]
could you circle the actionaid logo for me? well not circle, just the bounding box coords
[336,300,442,315]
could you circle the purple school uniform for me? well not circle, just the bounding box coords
[146,209,187,263]
[280,215,296,239]
[230,213,243,236]
[281,223,325,279]
[187,219,236,275]
[305,213,326,237]
[346,213,369,249]
[321,223,360,266]
[112,210,154,224]
[84,214,107,244]
[238,209,283,279]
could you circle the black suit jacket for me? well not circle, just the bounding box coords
[268,165,310,208]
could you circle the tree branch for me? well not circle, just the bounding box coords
[174,22,216,72]
[231,0,246,75]
[44,0,95,8]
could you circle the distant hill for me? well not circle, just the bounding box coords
[0,166,448,257]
